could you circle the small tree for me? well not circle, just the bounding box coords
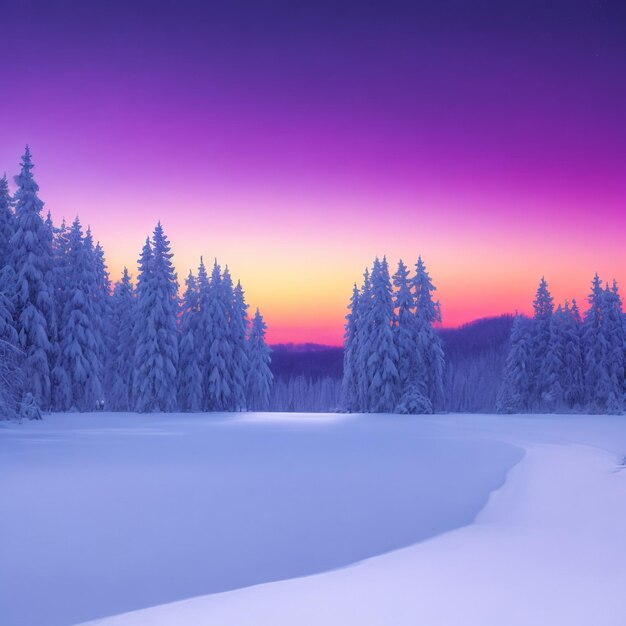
[247,309,273,410]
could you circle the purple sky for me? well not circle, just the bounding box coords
[1,1,625,343]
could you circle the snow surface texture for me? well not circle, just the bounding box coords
[2,414,626,626]
[0,412,519,626]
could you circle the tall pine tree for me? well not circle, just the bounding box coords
[367,257,400,412]
[178,270,203,411]
[10,147,55,409]
[55,218,102,411]
[205,261,234,410]
[413,256,444,410]
[231,279,249,411]
[342,283,360,412]
[109,268,136,410]
[0,174,15,267]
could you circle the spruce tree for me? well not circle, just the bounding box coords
[392,260,421,397]
[247,308,272,410]
[413,256,444,410]
[178,271,203,411]
[133,223,179,412]
[543,305,565,411]
[56,218,102,411]
[341,283,360,412]
[206,260,234,410]
[0,265,22,418]
[196,257,211,409]
[583,274,609,411]
[497,314,532,413]
[10,147,55,409]
[231,279,249,411]
[0,174,15,267]
[355,268,373,411]
[93,239,113,400]
[367,257,400,412]
[602,281,625,413]
[561,300,584,409]
[530,277,554,408]
[109,269,136,410]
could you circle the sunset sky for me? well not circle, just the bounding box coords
[1,1,625,344]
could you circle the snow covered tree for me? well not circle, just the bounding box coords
[0,173,15,267]
[413,256,444,410]
[560,300,584,409]
[0,265,23,418]
[342,283,360,412]
[93,239,112,400]
[582,274,610,412]
[205,260,234,410]
[10,147,55,410]
[230,279,249,411]
[109,268,136,410]
[178,270,203,411]
[497,314,532,413]
[133,223,179,412]
[195,257,211,409]
[247,308,272,410]
[530,277,554,408]
[54,218,102,411]
[601,281,625,413]
[367,257,400,412]
[542,305,565,411]
[392,260,422,397]
[355,267,373,411]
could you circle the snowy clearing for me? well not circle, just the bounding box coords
[2,414,626,626]
[0,412,519,626]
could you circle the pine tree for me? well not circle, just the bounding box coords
[582,274,609,411]
[133,223,179,412]
[10,147,55,409]
[355,267,373,411]
[93,239,112,401]
[0,265,22,418]
[561,300,584,409]
[55,218,102,411]
[497,314,532,413]
[542,305,565,411]
[341,283,360,412]
[196,257,211,409]
[0,174,15,267]
[392,260,421,397]
[178,271,203,411]
[205,260,234,410]
[231,280,249,411]
[413,256,444,410]
[109,268,136,410]
[367,257,400,412]
[602,281,625,413]
[530,277,554,408]
[247,308,272,410]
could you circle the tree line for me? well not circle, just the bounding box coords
[342,256,445,413]
[498,276,626,414]
[0,148,272,418]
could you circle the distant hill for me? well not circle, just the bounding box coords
[270,344,343,381]
[270,315,515,385]
[439,315,514,358]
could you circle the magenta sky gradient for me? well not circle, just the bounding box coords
[1,1,625,344]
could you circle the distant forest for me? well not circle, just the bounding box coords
[270,315,514,413]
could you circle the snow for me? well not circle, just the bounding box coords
[2,413,626,626]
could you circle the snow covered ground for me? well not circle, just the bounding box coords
[2,413,626,626]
